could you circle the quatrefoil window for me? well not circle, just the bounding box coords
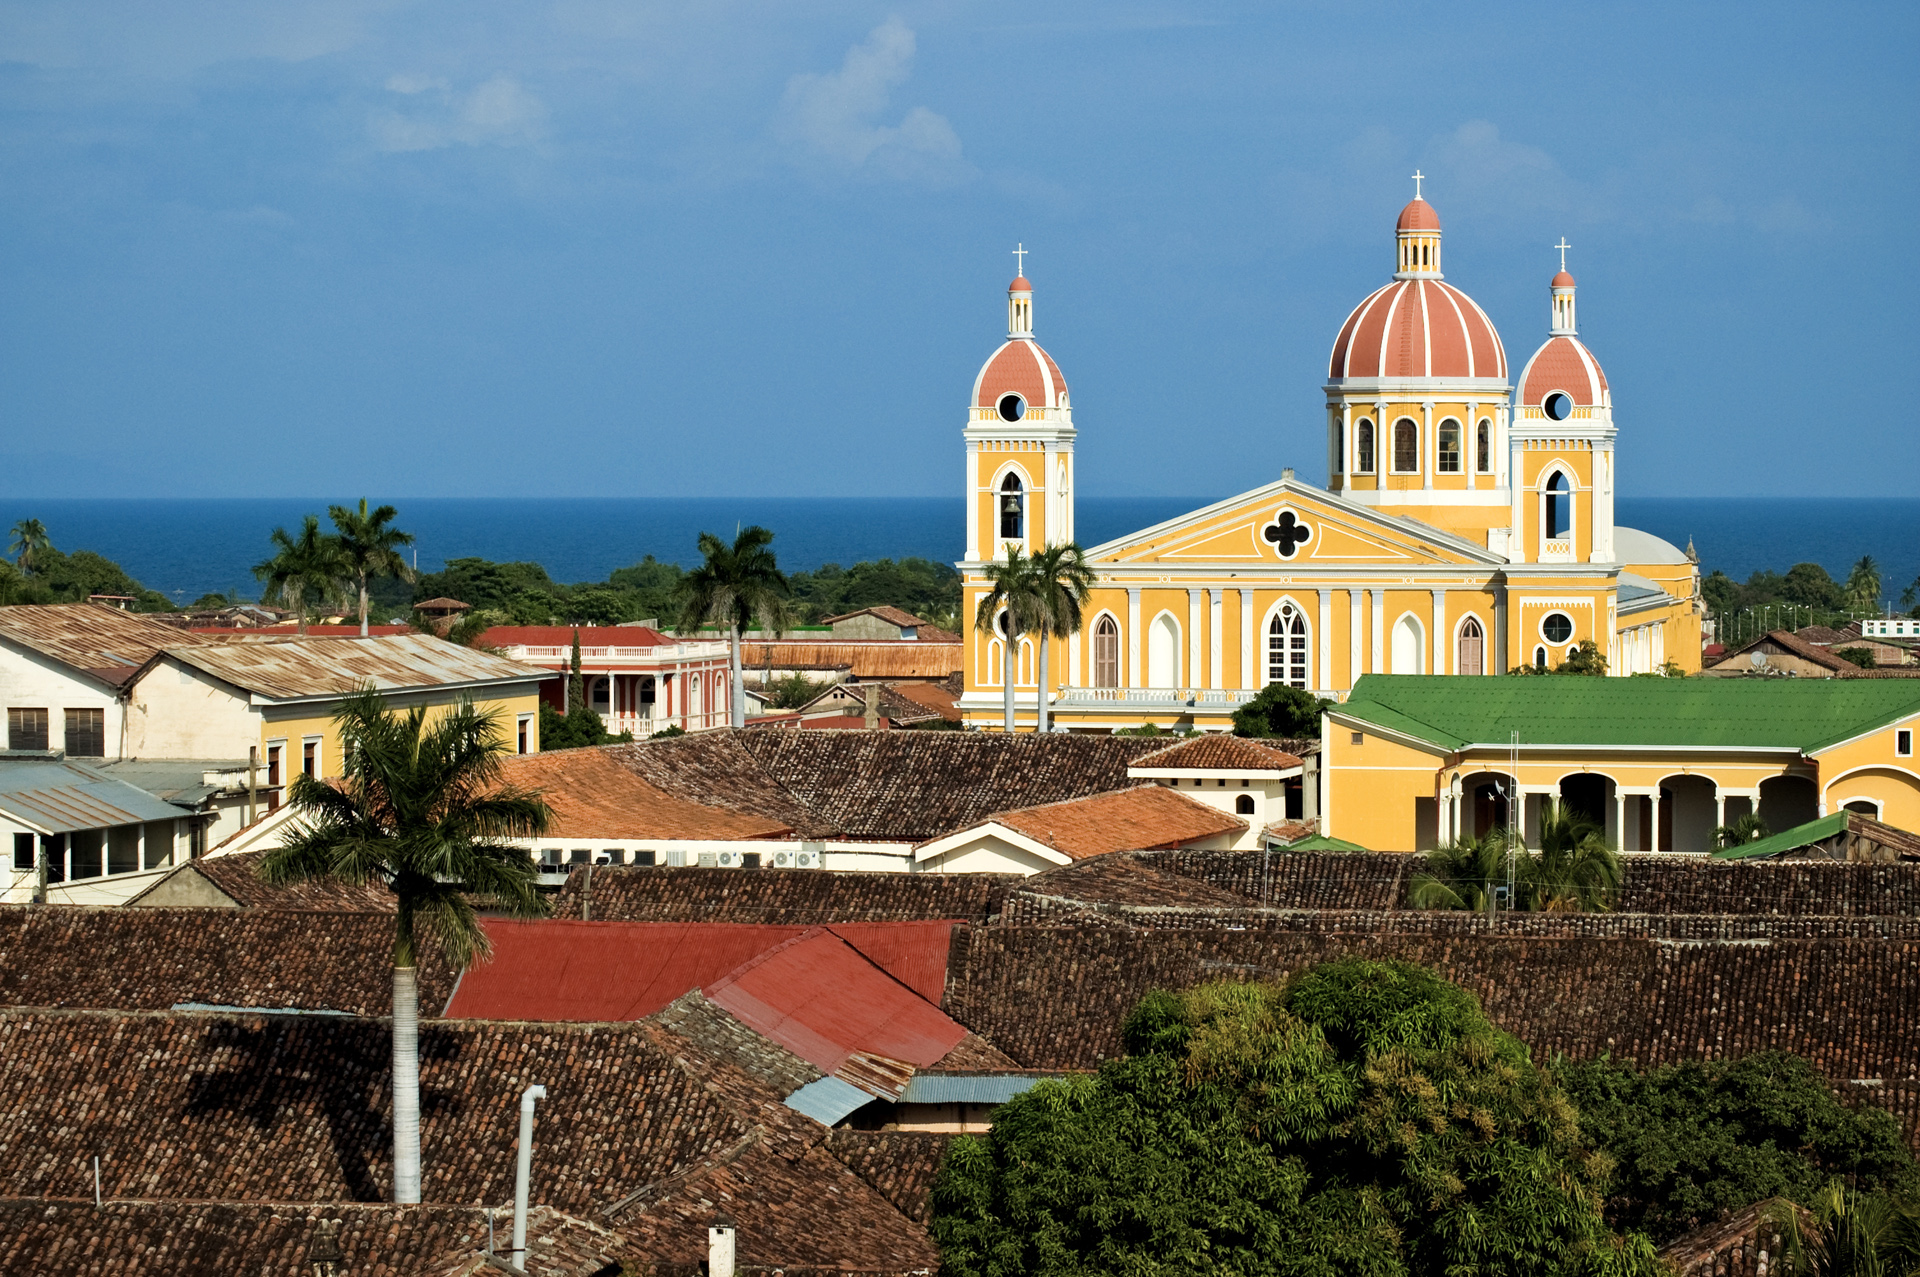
[1262,511,1312,558]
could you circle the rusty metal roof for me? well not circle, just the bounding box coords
[157,633,551,701]
[0,758,188,833]
[0,603,191,687]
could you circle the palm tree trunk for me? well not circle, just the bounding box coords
[1003,628,1016,732]
[358,578,370,638]
[1037,632,1050,733]
[392,964,422,1202]
[729,622,744,728]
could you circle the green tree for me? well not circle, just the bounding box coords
[1767,1178,1920,1277]
[1558,638,1610,676]
[258,688,550,1202]
[1232,682,1332,739]
[8,518,51,575]
[767,671,827,709]
[1408,828,1516,914]
[1783,563,1847,611]
[329,499,417,637]
[674,526,791,729]
[1560,1052,1919,1244]
[1025,543,1095,734]
[1835,647,1878,669]
[253,514,347,635]
[1526,798,1623,912]
[1844,556,1883,614]
[1712,812,1771,849]
[932,961,1662,1276]
[972,546,1043,733]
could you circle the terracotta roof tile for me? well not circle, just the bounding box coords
[1130,735,1302,771]
[497,748,793,841]
[824,1130,956,1223]
[823,606,928,628]
[988,785,1246,860]
[553,865,1005,925]
[149,850,398,911]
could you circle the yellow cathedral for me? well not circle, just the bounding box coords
[959,191,1703,732]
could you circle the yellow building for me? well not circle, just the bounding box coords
[1322,675,1920,853]
[960,190,1701,732]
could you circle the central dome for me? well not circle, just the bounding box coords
[1328,279,1508,381]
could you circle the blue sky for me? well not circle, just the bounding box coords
[0,1,1913,499]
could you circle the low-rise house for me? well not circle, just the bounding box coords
[912,784,1248,873]
[478,625,732,736]
[793,679,960,727]
[1705,628,1874,678]
[824,606,960,643]
[0,603,192,759]
[1,757,200,904]
[1125,734,1306,845]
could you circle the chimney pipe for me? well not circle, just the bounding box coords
[708,1212,737,1277]
[508,1083,548,1270]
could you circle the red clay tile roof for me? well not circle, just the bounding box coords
[972,337,1068,410]
[1396,197,1440,231]
[0,602,195,687]
[552,864,1007,925]
[1130,735,1303,771]
[882,679,962,722]
[1708,629,1856,674]
[824,1130,956,1223]
[1517,333,1608,407]
[497,748,792,840]
[988,784,1247,861]
[141,849,398,911]
[823,606,928,628]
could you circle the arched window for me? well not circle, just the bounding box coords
[1437,419,1461,472]
[1475,419,1491,472]
[1392,419,1418,473]
[1355,419,1375,474]
[1267,603,1308,690]
[1092,616,1120,688]
[1457,617,1483,678]
[1235,794,1256,815]
[1148,614,1180,687]
[1546,471,1572,540]
[999,473,1025,540]
[1533,646,1548,670]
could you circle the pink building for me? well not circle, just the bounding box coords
[479,627,734,737]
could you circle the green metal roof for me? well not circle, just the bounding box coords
[1276,834,1369,852]
[1334,675,1920,754]
[1710,812,1849,861]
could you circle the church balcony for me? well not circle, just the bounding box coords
[1538,539,1576,563]
[1057,687,1260,708]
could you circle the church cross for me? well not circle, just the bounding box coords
[1012,243,1028,277]
[1263,511,1312,558]
[1555,238,1571,271]
[1411,170,1424,200]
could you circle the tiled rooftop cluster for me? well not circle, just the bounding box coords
[0,907,453,1016]
[176,849,398,911]
[823,1130,956,1223]
[605,730,1167,841]
[1655,1204,1796,1277]
[553,864,1008,924]
[941,929,1920,1141]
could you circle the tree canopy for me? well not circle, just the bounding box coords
[932,960,1662,1276]
[1232,682,1330,738]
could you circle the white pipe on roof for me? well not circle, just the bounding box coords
[508,1083,547,1270]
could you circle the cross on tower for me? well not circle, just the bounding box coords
[1411,170,1424,200]
[1555,238,1572,271]
[1012,243,1028,278]
[1263,511,1312,559]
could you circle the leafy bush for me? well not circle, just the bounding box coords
[1231,682,1331,738]
[536,700,632,750]
[932,960,1661,1276]
[1834,646,1877,669]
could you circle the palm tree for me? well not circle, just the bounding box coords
[1524,798,1623,912]
[1765,1178,1920,1276]
[1846,556,1883,615]
[674,526,791,729]
[974,546,1046,732]
[1713,812,1771,849]
[258,688,550,1203]
[329,499,416,637]
[253,515,347,635]
[8,519,51,576]
[1409,828,1516,914]
[1026,543,1096,734]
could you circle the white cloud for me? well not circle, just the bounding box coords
[774,18,973,184]
[1421,120,1576,214]
[368,74,548,152]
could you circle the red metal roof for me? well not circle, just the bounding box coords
[825,922,955,1004]
[705,929,967,1074]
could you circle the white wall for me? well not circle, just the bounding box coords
[122,657,258,760]
[1147,777,1290,849]
[0,643,124,757]
[917,834,1063,875]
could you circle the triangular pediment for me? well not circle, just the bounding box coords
[1084,480,1503,569]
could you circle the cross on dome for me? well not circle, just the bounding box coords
[1012,243,1028,277]
[1556,238,1572,271]
[1411,170,1424,200]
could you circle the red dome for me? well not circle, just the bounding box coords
[1517,335,1608,408]
[973,339,1068,411]
[1396,198,1441,232]
[1551,270,1576,288]
[1008,276,1032,292]
[1327,279,1507,381]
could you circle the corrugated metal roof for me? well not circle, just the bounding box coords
[98,759,249,806]
[0,759,190,833]
[736,642,962,680]
[783,1075,876,1126]
[897,1073,1047,1106]
[161,633,551,700]
[0,603,189,686]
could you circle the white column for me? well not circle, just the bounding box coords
[1465,400,1479,482]
[1714,791,1726,831]
[1430,588,1448,676]
[1127,588,1142,689]
[1370,588,1385,674]
[1068,616,1080,688]
[1344,403,1357,482]
[965,440,980,562]
[1317,589,1333,695]
[1614,791,1626,849]
[1509,434,1527,563]
[1240,589,1255,690]
[1421,400,1434,490]
[1209,589,1223,691]
[1348,589,1363,687]
[1649,788,1663,852]
[1188,589,1204,690]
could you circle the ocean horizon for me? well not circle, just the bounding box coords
[0,495,1914,609]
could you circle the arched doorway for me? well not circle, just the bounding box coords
[1460,770,1517,840]
[1659,774,1718,853]
[1759,774,1818,833]
[1558,773,1613,833]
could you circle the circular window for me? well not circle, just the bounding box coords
[996,393,1025,422]
[1543,392,1572,421]
[1541,612,1574,644]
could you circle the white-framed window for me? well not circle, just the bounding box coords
[517,714,533,754]
[1540,612,1575,645]
[1544,470,1573,540]
[1437,418,1462,472]
[1457,616,1484,677]
[1392,419,1419,473]
[302,736,322,779]
[1475,418,1492,472]
[1266,602,1309,690]
[1355,419,1375,474]
[1092,615,1120,688]
[1898,729,1913,757]
[998,472,1025,540]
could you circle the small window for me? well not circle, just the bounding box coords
[266,744,283,788]
[601,849,625,865]
[1541,612,1574,644]
[63,708,105,758]
[1898,729,1913,757]
[1350,732,1363,746]
[1392,419,1418,473]
[1437,419,1461,472]
[12,833,31,872]
[569,848,592,864]
[997,393,1025,422]
[8,708,49,752]
[742,852,763,869]
[517,715,531,754]
[1533,646,1548,670]
[1476,419,1491,472]
[302,739,319,778]
[998,473,1025,540]
[1235,794,1255,815]
[1333,421,1344,474]
[1544,392,1572,421]
[1355,419,1375,474]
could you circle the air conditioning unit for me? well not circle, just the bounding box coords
[795,849,817,868]
[716,851,737,868]
[774,851,793,868]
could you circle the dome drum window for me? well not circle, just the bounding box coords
[1543,391,1573,421]
[996,393,1026,422]
[1392,420,1419,474]
[1437,419,1462,473]
[1355,419,1376,474]
[1475,419,1491,473]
